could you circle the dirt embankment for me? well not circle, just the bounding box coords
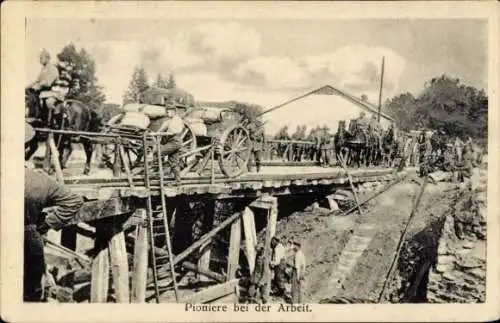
[425,168,487,303]
[384,167,487,303]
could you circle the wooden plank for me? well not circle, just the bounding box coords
[172,212,242,266]
[242,207,257,274]
[66,198,132,225]
[180,279,239,303]
[267,197,278,239]
[109,225,130,303]
[227,219,241,280]
[132,209,148,303]
[198,247,212,283]
[90,227,110,303]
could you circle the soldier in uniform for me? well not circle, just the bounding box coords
[247,119,266,173]
[27,50,66,126]
[319,125,331,166]
[157,105,184,183]
[24,124,84,301]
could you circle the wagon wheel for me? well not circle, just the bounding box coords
[177,122,198,176]
[218,125,252,177]
[100,128,146,170]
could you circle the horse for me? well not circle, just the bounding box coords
[345,119,368,168]
[365,126,382,167]
[25,88,101,175]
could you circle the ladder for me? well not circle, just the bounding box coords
[142,132,180,303]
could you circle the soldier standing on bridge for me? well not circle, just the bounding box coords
[157,105,184,183]
[24,124,84,301]
[247,119,266,173]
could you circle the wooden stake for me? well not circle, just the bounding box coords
[109,224,130,303]
[339,154,364,216]
[90,227,110,303]
[227,218,241,280]
[132,209,148,303]
[119,145,135,188]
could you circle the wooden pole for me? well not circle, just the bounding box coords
[119,145,135,189]
[113,139,122,177]
[90,226,110,303]
[182,261,226,283]
[339,154,364,216]
[242,207,257,274]
[377,56,385,122]
[109,223,130,303]
[226,218,241,280]
[132,208,148,303]
[47,133,64,182]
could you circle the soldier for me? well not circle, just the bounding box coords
[248,245,271,304]
[356,111,369,132]
[27,50,61,126]
[247,120,266,173]
[157,106,184,183]
[24,125,84,301]
[269,237,286,297]
[319,125,331,166]
[291,240,306,303]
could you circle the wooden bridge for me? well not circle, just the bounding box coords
[36,128,412,304]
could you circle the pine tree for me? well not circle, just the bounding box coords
[123,66,150,104]
[165,73,176,89]
[56,43,106,109]
[154,73,167,88]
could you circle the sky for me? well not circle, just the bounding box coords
[25,18,488,108]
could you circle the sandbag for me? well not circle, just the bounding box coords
[199,107,223,124]
[123,103,166,118]
[118,112,150,129]
[184,118,208,136]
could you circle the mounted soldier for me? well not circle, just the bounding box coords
[26,49,72,127]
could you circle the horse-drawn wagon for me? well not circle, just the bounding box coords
[101,87,253,178]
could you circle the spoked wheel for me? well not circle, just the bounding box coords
[177,123,198,176]
[100,126,146,171]
[218,125,252,177]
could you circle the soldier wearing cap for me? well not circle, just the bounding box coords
[28,50,62,126]
[291,240,306,303]
[247,119,266,173]
[24,124,84,301]
[157,104,185,183]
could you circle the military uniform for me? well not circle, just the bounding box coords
[247,122,265,173]
[24,168,83,301]
[158,112,184,182]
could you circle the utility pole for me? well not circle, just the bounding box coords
[377,56,385,122]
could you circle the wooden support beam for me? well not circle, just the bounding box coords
[172,211,242,266]
[267,197,278,240]
[132,209,148,303]
[180,279,239,303]
[181,261,226,283]
[109,224,130,303]
[227,219,241,280]
[242,207,257,274]
[66,198,132,225]
[90,227,110,303]
[198,205,214,283]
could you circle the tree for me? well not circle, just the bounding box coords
[56,43,106,110]
[154,73,168,89]
[386,74,487,143]
[165,73,176,89]
[123,66,149,104]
